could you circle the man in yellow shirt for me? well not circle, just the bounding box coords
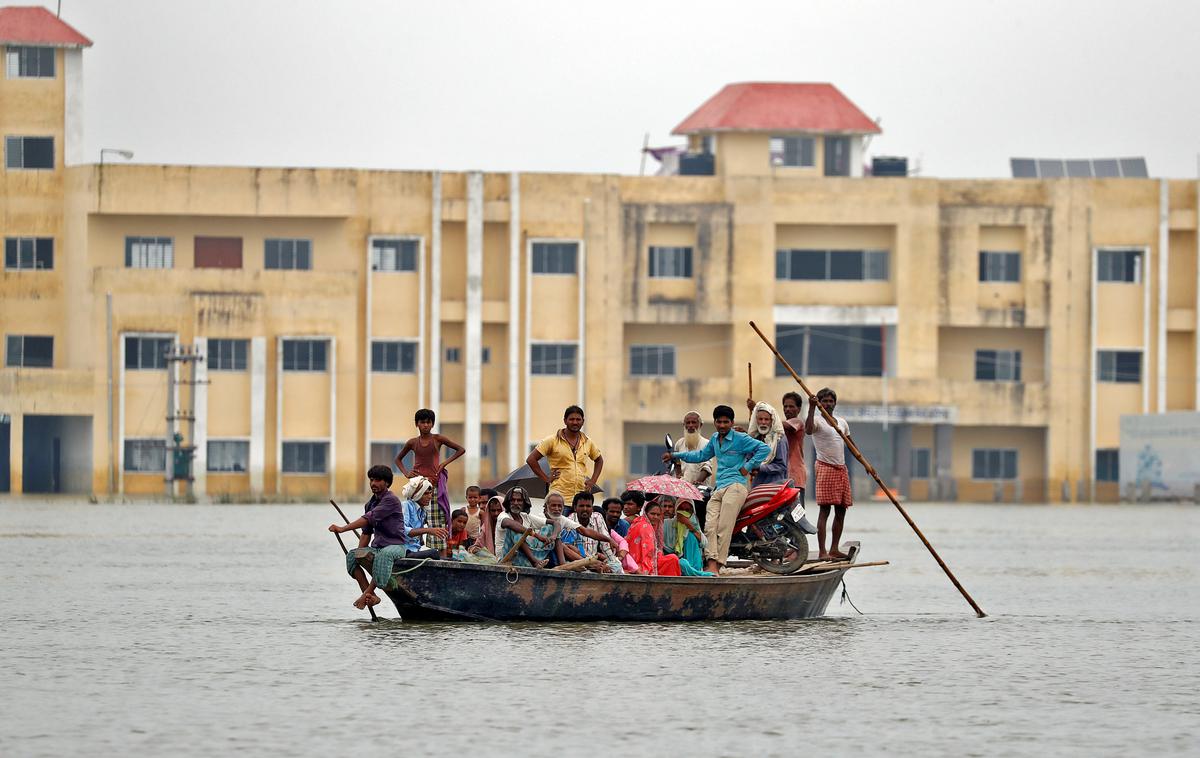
[527,405,604,503]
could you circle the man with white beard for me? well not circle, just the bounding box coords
[673,411,712,487]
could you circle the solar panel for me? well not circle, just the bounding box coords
[1011,158,1037,178]
[1092,159,1120,178]
[1066,159,1092,177]
[1038,159,1066,178]
[1119,158,1148,178]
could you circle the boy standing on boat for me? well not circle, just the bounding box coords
[663,405,770,574]
[806,388,853,560]
[527,405,605,504]
[395,409,465,556]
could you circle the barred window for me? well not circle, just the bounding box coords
[648,246,693,278]
[979,251,1021,282]
[5,335,53,368]
[972,449,1017,480]
[1095,449,1119,483]
[975,350,1022,381]
[4,237,53,270]
[371,238,418,272]
[532,242,578,274]
[629,344,675,376]
[125,236,174,269]
[265,239,312,270]
[370,442,413,474]
[1096,249,1142,283]
[769,136,815,167]
[5,136,53,169]
[282,441,328,473]
[1097,351,1141,383]
[371,341,417,373]
[207,440,249,472]
[776,249,889,281]
[282,339,327,371]
[125,439,166,472]
[5,46,55,78]
[125,336,172,370]
[531,343,577,375]
[207,339,248,371]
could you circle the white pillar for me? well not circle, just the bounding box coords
[329,336,337,498]
[1157,179,1168,412]
[430,173,442,425]
[117,336,126,494]
[508,172,521,470]
[193,337,208,497]
[63,49,84,166]
[249,337,266,496]
[275,337,283,496]
[465,171,484,487]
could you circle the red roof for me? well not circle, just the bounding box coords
[0,6,91,47]
[673,82,879,135]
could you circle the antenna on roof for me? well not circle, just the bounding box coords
[639,133,649,176]
[57,1,63,17]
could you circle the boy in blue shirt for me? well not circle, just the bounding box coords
[664,404,769,574]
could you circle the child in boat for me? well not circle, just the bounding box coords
[805,387,854,560]
[330,466,448,609]
[448,508,497,563]
[464,485,483,539]
[395,409,466,557]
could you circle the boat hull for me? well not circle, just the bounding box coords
[382,543,859,622]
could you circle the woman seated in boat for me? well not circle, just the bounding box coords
[666,499,713,576]
[626,501,682,576]
[476,494,504,555]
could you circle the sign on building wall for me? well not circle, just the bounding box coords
[1119,412,1200,499]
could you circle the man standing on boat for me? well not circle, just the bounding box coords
[527,405,605,505]
[673,411,712,487]
[663,405,769,574]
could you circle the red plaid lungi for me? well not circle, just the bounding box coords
[815,460,852,507]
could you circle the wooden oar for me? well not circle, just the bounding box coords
[749,320,988,618]
[499,528,533,565]
[330,500,378,621]
[552,556,605,572]
[747,362,753,401]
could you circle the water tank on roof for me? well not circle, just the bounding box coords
[872,157,908,177]
[679,152,715,176]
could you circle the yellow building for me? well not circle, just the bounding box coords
[2,9,1197,503]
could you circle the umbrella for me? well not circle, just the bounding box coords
[494,458,602,498]
[624,474,704,502]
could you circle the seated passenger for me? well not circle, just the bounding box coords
[603,497,631,537]
[620,490,645,527]
[448,508,497,564]
[627,502,682,576]
[657,495,677,553]
[667,499,713,576]
[561,493,621,572]
[476,494,504,555]
[601,497,639,572]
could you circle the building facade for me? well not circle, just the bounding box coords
[2,9,1198,502]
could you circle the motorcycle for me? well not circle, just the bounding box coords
[664,434,817,575]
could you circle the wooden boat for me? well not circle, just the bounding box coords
[382,542,874,622]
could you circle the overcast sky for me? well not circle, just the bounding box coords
[49,0,1200,178]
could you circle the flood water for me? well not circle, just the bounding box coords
[1,501,1196,756]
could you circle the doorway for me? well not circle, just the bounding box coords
[22,415,92,494]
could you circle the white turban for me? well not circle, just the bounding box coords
[401,476,433,502]
[751,401,784,466]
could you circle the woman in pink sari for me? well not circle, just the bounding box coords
[626,501,682,576]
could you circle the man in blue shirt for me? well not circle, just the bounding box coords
[664,405,770,574]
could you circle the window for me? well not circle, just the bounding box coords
[124,439,166,472]
[972,449,1018,480]
[629,344,676,377]
[445,347,461,363]
[371,238,418,272]
[531,343,577,375]
[776,249,889,281]
[371,341,417,373]
[194,236,243,269]
[628,444,663,476]
[265,239,312,270]
[282,441,328,474]
[125,237,174,269]
[1097,249,1142,283]
[125,336,172,370]
[824,136,851,177]
[5,136,54,169]
[371,442,412,474]
[4,237,53,270]
[282,339,327,371]
[532,242,578,274]
[769,136,815,167]
[1097,350,1141,383]
[6,46,55,78]
[481,347,491,364]
[5,335,53,368]
[975,350,1022,382]
[648,246,693,278]
[1096,449,1119,483]
[207,339,248,371]
[479,442,492,459]
[911,448,931,479]
[979,251,1021,282]
[207,440,249,472]
[775,325,884,377]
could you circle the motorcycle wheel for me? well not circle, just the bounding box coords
[752,523,809,575]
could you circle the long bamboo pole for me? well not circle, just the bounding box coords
[499,528,533,565]
[330,500,378,622]
[749,320,987,618]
